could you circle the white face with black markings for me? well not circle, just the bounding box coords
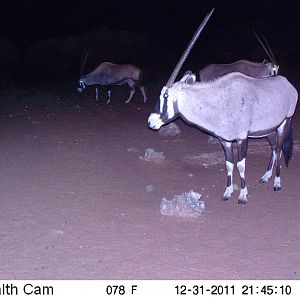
[77,78,86,93]
[148,86,177,130]
[148,73,196,130]
[148,74,196,130]
[272,64,279,75]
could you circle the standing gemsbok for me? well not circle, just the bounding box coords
[199,59,278,81]
[199,32,279,81]
[77,51,147,104]
[148,9,298,204]
[199,32,280,144]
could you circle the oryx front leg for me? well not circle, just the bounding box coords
[95,87,99,101]
[106,89,111,104]
[220,141,234,201]
[237,139,249,204]
[125,79,136,103]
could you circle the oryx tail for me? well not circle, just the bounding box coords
[282,120,293,167]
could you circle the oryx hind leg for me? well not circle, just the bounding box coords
[272,118,292,191]
[260,132,276,183]
[237,139,249,204]
[220,140,234,201]
[125,79,136,103]
[140,86,147,103]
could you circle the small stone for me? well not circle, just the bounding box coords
[145,185,154,192]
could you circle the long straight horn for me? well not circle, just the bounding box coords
[80,49,86,75]
[252,31,276,65]
[80,49,89,75]
[166,8,214,87]
[260,31,277,65]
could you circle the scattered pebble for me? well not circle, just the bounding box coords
[139,148,165,164]
[127,146,139,153]
[160,190,205,218]
[145,185,154,192]
[158,122,181,137]
[233,184,239,191]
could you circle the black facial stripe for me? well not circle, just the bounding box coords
[162,92,168,116]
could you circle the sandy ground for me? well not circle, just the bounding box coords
[0,82,299,280]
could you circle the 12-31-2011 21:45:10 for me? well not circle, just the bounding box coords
[175,284,292,296]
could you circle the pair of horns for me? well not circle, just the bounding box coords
[253,31,277,66]
[166,10,279,88]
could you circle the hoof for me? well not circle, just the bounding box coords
[238,198,248,205]
[259,178,268,184]
[273,186,281,191]
[222,196,231,201]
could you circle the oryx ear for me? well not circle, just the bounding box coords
[180,73,196,85]
[184,70,193,76]
[263,59,268,64]
[185,74,196,85]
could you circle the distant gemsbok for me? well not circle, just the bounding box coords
[199,59,278,82]
[77,51,147,104]
[199,32,280,144]
[148,9,298,204]
[199,32,279,81]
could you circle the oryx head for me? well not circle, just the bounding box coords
[148,9,214,130]
[253,31,279,75]
[77,49,89,93]
[77,77,85,93]
[148,73,197,130]
[263,59,279,76]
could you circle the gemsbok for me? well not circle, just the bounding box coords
[199,32,279,81]
[77,51,147,104]
[148,9,298,204]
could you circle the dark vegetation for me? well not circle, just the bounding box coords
[1,0,300,95]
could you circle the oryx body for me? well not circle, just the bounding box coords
[199,59,279,82]
[200,59,279,144]
[147,8,298,204]
[149,72,297,203]
[199,31,279,82]
[78,62,147,104]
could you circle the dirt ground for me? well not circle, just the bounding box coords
[0,81,299,280]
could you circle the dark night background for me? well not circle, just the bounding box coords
[0,0,300,86]
[1,1,300,281]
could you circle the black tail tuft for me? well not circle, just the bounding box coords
[282,122,293,167]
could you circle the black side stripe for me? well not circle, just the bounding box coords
[173,99,179,115]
